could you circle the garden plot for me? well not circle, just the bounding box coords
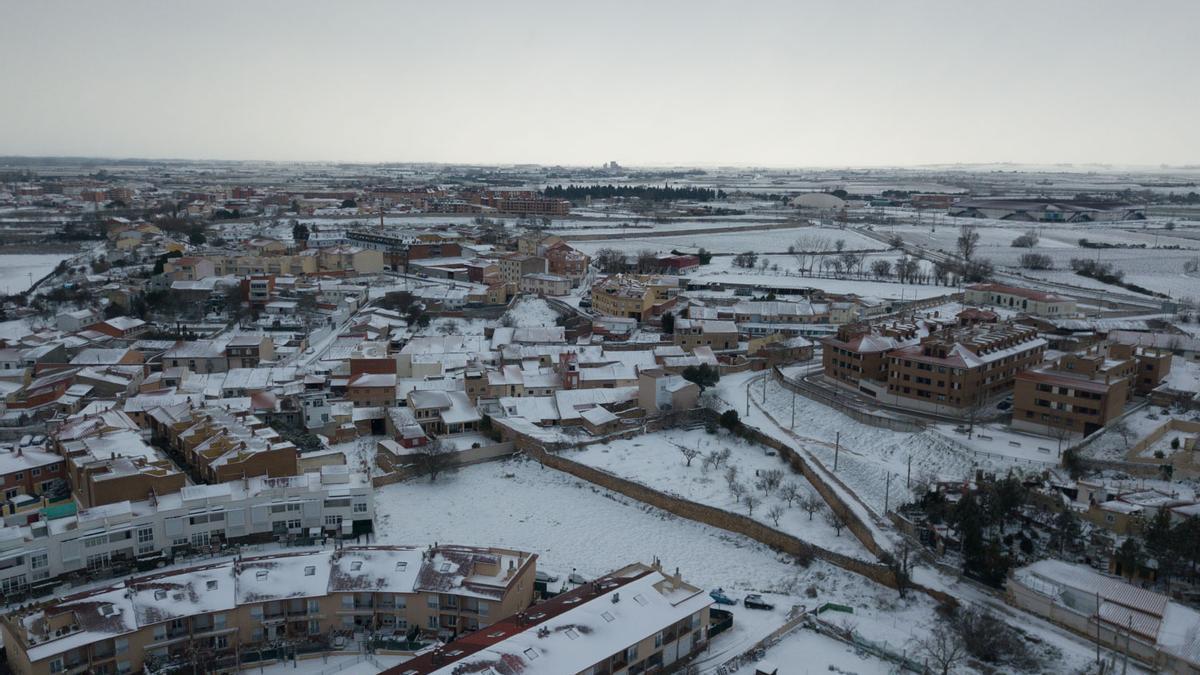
[502,296,560,327]
[372,458,944,669]
[568,428,870,558]
[738,375,1022,514]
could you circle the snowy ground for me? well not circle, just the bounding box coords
[502,297,560,327]
[883,219,1200,298]
[682,271,953,300]
[0,253,73,294]
[372,457,944,672]
[728,629,894,675]
[731,373,997,514]
[0,317,38,341]
[569,227,887,256]
[568,429,870,558]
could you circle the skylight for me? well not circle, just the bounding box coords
[523,648,539,660]
[633,594,647,606]
[396,561,407,571]
[256,570,268,580]
[601,611,614,622]
[207,580,218,590]
[304,566,315,576]
[565,628,579,640]
[351,561,363,571]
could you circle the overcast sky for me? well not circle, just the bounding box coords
[1,0,1196,167]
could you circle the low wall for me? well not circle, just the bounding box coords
[371,440,516,487]
[775,369,926,433]
[524,441,901,587]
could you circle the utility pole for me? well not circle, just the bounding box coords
[885,472,891,513]
[790,386,796,428]
[907,455,912,489]
[834,431,840,472]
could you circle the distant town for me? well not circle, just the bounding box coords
[0,158,1198,674]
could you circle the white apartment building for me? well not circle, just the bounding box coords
[0,468,373,597]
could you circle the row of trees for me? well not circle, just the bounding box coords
[543,184,725,202]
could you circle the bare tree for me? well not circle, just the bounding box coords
[678,446,700,467]
[780,482,802,507]
[799,493,825,521]
[723,465,739,490]
[824,509,846,536]
[870,258,891,279]
[911,624,968,675]
[957,225,980,262]
[744,493,760,515]
[767,504,785,526]
[756,468,784,494]
[1111,420,1133,448]
[730,481,747,503]
[594,248,625,274]
[636,249,659,273]
[414,439,454,482]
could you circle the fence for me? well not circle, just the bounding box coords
[713,605,810,675]
[806,614,926,673]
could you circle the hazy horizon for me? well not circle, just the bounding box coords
[2,0,1197,167]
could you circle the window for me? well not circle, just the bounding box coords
[50,659,64,674]
[353,502,368,513]
[207,580,218,590]
[427,595,438,609]
[32,467,40,477]
[351,561,363,571]
[308,619,320,635]
[427,616,438,629]
[325,515,342,527]
[287,519,301,530]
[13,472,22,480]
[305,566,316,576]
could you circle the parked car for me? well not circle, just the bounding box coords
[997,401,1012,411]
[535,571,559,584]
[568,572,587,585]
[743,594,774,610]
[709,588,736,605]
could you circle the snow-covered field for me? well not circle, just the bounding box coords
[0,253,73,294]
[683,271,953,301]
[568,428,870,558]
[570,227,887,256]
[502,297,560,327]
[729,373,1042,514]
[884,220,1200,298]
[372,457,943,671]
